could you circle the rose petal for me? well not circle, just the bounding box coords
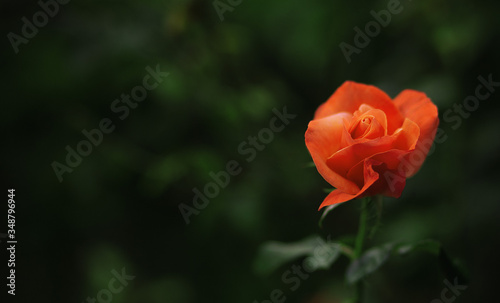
[348,108,388,140]
[305,112,360,194]
[344,148,412,193]
[315,81,404,134]
[391,118,421,150]
[360,150,409,197]
[326,118,419,179]
[393,90,439,177]
[318,158,381,209]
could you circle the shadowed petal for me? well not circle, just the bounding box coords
[318,158,381,209]
[394,90,439,177]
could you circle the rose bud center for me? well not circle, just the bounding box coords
[348,105,388,140]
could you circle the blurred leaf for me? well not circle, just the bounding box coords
[396,239,441,256]
[253,235,343,276]
[346,243,394,284]
[396,240,468,284]
[346,239,469,285]
[438,248,469,285]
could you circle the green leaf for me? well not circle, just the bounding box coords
[396,239,441,256]
[396,240,468,284]
[345,239,469,285]
[253,235,343,276]
[346,243,394,284]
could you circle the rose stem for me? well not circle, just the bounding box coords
[353,197,370,303]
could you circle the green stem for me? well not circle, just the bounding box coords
[354,198,369,259]
[369,195,384,239]
[353,197,370,303]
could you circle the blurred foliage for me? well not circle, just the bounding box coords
[2,0,500,302]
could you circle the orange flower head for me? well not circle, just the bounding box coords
[305,81,439,209]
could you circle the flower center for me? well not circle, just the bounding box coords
[351,116,373,138]
[348,104,388,140]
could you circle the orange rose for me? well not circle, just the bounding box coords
[305,81,439,209]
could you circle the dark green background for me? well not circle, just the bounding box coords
[2,0,500,302]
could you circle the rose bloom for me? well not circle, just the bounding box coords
[305,81,439,209]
